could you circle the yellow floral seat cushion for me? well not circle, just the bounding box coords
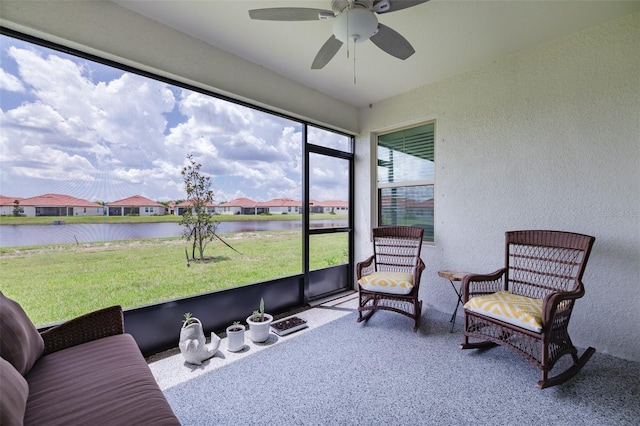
[463,291,543,333]
[358,271,413,295]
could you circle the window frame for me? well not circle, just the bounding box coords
[372,120,436,243]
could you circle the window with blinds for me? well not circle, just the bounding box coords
[376,122,435,242]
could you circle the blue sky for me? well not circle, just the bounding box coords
[0,34,349,203]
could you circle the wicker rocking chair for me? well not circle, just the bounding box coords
[461,230,596,388]
[356,226,425,332]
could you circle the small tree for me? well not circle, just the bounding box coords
[180,154,219,261]
[12,199,21,216]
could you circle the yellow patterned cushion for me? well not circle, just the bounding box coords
[463,291,543,333]
[358,272,413,295]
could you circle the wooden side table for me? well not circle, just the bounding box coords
[437,270,470,332]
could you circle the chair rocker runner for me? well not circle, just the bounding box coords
[460,230,596,388]
[356,226,425,332]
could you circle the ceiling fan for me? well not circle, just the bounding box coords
[249,0,430,69]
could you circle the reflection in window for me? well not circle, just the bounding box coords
[379,185,434,241]
[377,122,435,242]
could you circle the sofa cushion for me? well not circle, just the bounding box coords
[0,292,44,375]
[463,290,543,333]
[24,333,179,425]
[0,357,29,426]
[358,271,414,295]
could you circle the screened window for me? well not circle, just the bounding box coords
[0,31,352,325]
[377,122,435,242]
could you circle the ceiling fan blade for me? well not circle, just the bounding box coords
[373,0,430,14]
[311,36,343,69]
[249,8,333,21]
[370,23,415,60]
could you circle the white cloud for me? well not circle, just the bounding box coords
[7,46,175,166]
[0,68,25,92]
[0,37,347,204]
[12,144,96,182]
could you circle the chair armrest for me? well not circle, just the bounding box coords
[356,255,375,280]
[542,284,585,327]
[413,258,426,292]
[40,305,124,355]
[461,268,507,303]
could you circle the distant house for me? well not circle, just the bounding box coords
[259,198,301,215]
[312,200,349,214]
[174,200,217,216]
[0,195,25,216]
[167,201,177,215]
[2,193,350,218]
[107,195,164,216]
[6,193,104,217]
[217,197,347,215]
[217,197,258,215]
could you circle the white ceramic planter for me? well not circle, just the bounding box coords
[246,313,273,343]
[226,323,245,352]
[179,318,217,365]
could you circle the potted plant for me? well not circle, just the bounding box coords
[179,312,218,365]
[226,321,246,352]
[246,297,273,343]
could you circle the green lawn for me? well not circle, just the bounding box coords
[0,231,348,326]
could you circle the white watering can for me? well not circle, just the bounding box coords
[179,318,220,365]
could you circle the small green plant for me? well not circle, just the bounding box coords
[228,321,243,332]
[252,297,265,322]
[182,312,198,327]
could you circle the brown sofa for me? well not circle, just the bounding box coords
[0,292,180,425]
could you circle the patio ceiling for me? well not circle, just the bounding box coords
[113,1,640,108]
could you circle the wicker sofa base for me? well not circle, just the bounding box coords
[461,311,595,389]
[358,291,423,332]
[25,333,180,424]
[0,296,180,425]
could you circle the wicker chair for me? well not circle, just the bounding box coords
[461,230,596,388]
[356,226,425,331]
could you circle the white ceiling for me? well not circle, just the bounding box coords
[113,0,640,108]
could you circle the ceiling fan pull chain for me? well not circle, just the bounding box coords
[353,42,357,85]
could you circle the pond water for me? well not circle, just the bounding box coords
[0,219,348,247]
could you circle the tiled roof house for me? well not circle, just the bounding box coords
[313,200,349,214]
[217,197,258,215]
[108,195,165,216]
[174,199,218,216]
[11,193,103,217]
[258,198,302,215]
[0,195,25,216]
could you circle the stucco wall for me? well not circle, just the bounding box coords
[356,12,640,361]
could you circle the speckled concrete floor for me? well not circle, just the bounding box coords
[149,293,640,425]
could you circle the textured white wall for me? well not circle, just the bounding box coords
[356,12,640,361]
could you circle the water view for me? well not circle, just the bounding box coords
[0,219,348,247]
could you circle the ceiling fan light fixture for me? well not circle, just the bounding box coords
[373,0,391,13]
[332,9,378,43]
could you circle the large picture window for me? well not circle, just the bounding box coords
[0,31,353,326]
[377,122,435,242]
